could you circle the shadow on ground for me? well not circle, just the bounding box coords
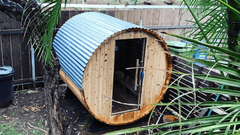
[0,85,162,135]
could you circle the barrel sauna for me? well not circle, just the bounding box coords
[53,12,172,125]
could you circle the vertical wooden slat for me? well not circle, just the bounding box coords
[105,10,115,17]
[105,39,114,118]
[90,51,96,114]
[21,35,31,79]
[180,9,192,25]
[141,10,148,26]
[75,10,84,15]
[133,10,141,25]
[115,10,121,19]
[57,11,70,28]
[172,9,181,25]
[148,36,155,103]
[157,9,167,40]
[69,10,78,18]
[146,9,153,25]
[142,35,148,105]
[9,16,22,80]
[127,10,134,23]
[1,13,12,66]
[120,10,128,21]
[152,9,160,26]
[95,47,100,115]
[0,34,3,65]
[102,43,108,119]
[98,46,104,116]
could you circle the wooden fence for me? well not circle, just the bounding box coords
[0,9,191,89]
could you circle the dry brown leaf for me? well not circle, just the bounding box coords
[3,114,10,120]
[23,105,40,112]
[27,90,39,94]
[23,106,29,112]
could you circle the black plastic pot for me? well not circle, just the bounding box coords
[0,66,15,108]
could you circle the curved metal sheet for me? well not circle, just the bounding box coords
[53,12,143,90]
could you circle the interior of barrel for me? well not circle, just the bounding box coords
[112,38,146,115]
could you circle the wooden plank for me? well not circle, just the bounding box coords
[21,35,31,79]
[102,42,108,119]
[69,10,78,18]
[86,57,92,114]
[148,36,155,103]
[95,46,100,115]
[115,10,121,19]
[59,69,85,105]
[75,10,85,15]
[146,9,153,25]
[105,10,115,17]
[0,35,2,65]
[98,45,104,116]
[152,9,160,26]
[141,33,149,106]
[105,38,114,118]
[133,10,141,25]
[180,9,192,25]
[158,9,166,26]
[90,51,97,114]
[158,41,166,90]
[163,9,174,25]
[9,17,22,80]
[151,36,158,102]
[1,13,12,66]
[0,12,4,65]
[120,10,128,21]
[57,11,70,28]
[141,10,148,26]
[127,10,134,23]
[172,9,181,25]
[36,59,43,77]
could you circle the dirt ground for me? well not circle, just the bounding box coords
[0,84,170,135]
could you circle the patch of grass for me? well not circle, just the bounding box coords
[29,129,44,135]
[0,122,24,135]
[83,114,92,126]
[15,90,26,95]
[33,119,48,130]
[15,89,31,95]
[10,112,15,117]
[26,119,49,135]
[0,116,2,120]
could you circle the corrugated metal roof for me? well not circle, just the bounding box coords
[53,12,144,90]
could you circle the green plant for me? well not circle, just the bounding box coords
[10,112,15,117]
[0,123,24,135]
[83,114,92,126]
[106,0,240,134]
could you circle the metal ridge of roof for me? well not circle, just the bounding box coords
[53,12,159,90]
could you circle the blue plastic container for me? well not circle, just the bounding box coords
[0,66,15,108]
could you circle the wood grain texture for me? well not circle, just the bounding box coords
[75,28,172,125]
[1,12,12,66]
[9,16,22,80]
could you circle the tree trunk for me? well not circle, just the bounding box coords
[43,51,63,135]
[0,0,64,134]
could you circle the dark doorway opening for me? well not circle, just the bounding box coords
[112,38,146,115]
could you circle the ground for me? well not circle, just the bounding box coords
[0,85,168,135]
